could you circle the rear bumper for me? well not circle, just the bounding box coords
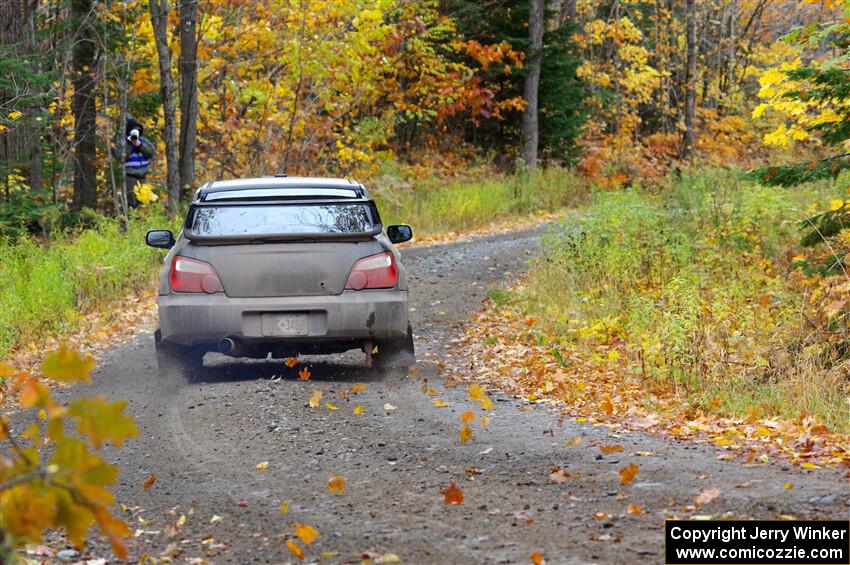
[158,290,408,347]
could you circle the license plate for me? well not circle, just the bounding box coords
[262,313,310,336]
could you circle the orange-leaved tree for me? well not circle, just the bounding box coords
[0,347,137,561]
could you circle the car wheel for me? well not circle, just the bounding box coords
[373,323,415,371]
[154,329,205,379]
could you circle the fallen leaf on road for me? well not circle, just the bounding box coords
[280,501,289,515]
[324,402,337,411]
[460,411,475,425]
[286,539,304,560]
[295,524,319,545]
[328,475,346,494]
[480,415,490,428]
[801,462,820,469]
[350,384,367,393]
[600,444,624,455]
[210,515,223,523]
[589,533,621,542]
[442,482,463,505]
[309,390,322,408]
[374,552,402,564]
[256,461,269,470]
[564,436,582,447]
[593,512,611,519]
[549,466,569,484]
[735,481,752,488]
[619,463,639,485]
[384,403,397,411]
[237,500,248,507]
[299,366,311,381]
[354,405,364,414]
[694,487,721,507]
[459,425,473,443]
[142,474,156,491]
[284,357,298,368]
[627,504,642,514]
[784,482,793,489]
[432,399,449,407]
[530,552,545,565]
[175,514,187,527]
[479,447,493,455]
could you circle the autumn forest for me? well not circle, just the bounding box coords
[2,0,850,563]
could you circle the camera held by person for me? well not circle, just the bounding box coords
[113,118,155,209]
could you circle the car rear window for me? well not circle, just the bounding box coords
[189,204,375,236]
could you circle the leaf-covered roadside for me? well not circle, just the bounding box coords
[459,169,850,469]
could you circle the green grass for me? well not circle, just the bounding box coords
[522,168,850,431]
[0,209,179,360]
[371,167,588,236]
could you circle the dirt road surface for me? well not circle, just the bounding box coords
[40,226,849,564]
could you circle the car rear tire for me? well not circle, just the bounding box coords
[154,329,205,379]
[373,323,415,371]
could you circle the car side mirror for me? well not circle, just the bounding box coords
[387,224,413,244]
[146,229,175,249]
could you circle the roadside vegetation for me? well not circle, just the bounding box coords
[469,168,849,435]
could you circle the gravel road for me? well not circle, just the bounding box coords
[46,225,848,564]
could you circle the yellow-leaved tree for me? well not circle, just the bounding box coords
[0,347,137,561]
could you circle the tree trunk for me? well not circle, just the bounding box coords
[521,0,545,170]
[71,0,98,211]
[681,0,698,158]
[726,0,737,95]
[149,0,181,218]
[558,0,576,26]
[178,0,199,197]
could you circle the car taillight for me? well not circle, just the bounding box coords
[345,252,398,290]
[169,256,224,293]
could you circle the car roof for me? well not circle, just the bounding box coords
[194,176,368,202]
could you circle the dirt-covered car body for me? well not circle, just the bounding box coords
[146,176,414,371]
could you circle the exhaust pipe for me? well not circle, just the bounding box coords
[217,336,244,357]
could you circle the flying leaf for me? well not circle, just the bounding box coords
[284,356,298,368]
[353,405,364,414]
[295,523,319,545]
[142,474,156,491]
[695,487,721,507]
[619,463,639,486]
[298,366,311,381]
[286,539,304,560]
[599,444,624,454]
[328,475,346,494]
[460,411,475,425]
[280,501,289,515]
[442,482,463,505]
[459,424,473,443]
[432,399,449,407]
[256,461,269,470]
[41,346,95,383]
[784,483,794,489]
[309,390,322,408]
[467,384,494,410]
